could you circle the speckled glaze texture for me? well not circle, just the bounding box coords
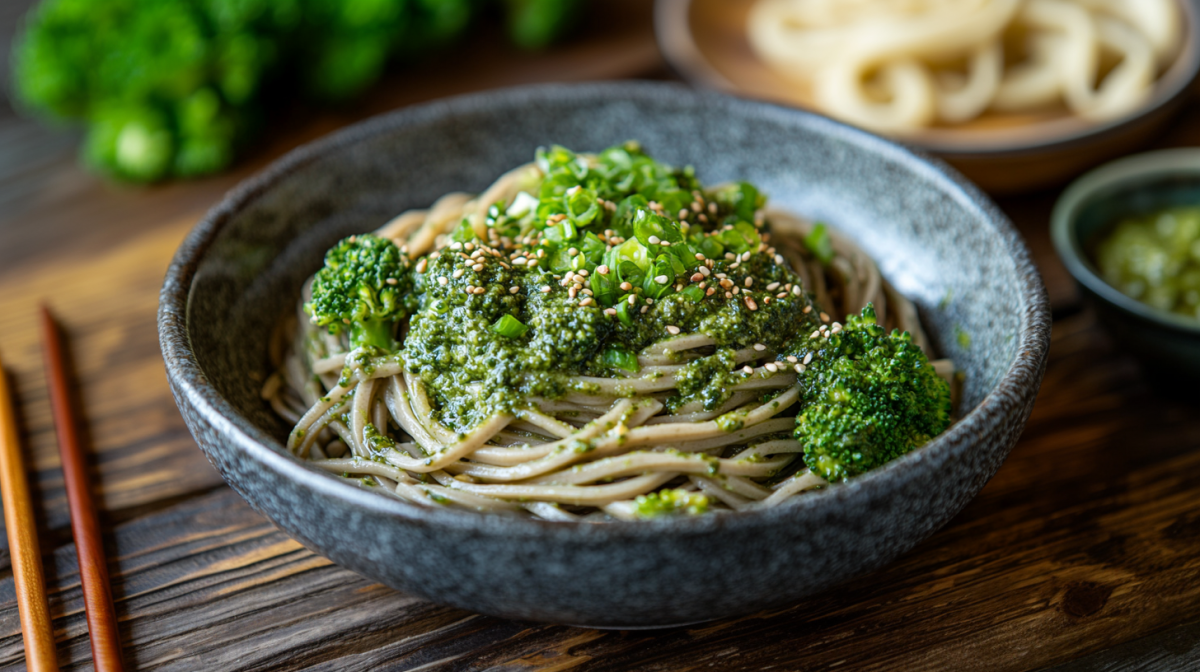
[158,82,1051,628]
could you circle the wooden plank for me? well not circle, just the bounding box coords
[0,314,1197,671]
[0,215,224,563]
[1040,618,1200,672]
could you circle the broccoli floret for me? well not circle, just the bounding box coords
[11,0,584,182]
[789,305,951,483]
[306,234,413,351]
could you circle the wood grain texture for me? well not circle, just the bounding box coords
[1,1,1199,669]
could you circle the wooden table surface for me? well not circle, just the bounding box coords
[2,3,1200,670]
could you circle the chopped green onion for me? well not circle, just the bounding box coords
[805,223,835,264]
[602,346,639,373]
[451,218,477,242]
[490,314,528,338]
[678,285,704,303]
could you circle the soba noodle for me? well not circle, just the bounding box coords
[265,150,955,521]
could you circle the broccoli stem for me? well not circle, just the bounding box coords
[351,319,397,351]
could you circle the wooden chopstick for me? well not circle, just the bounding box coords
[40,307,125,672]
[0,346,59,671]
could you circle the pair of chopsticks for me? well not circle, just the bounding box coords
[0,307,124,671]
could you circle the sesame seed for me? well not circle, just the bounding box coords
[604,308,617,316]
[820,312,830,323]
[598,265,610,275]
[666,325,681,335]
[541,286,551,293]
[620,282,633,291]
[803,352,813,365]
[579,297,594,307]
[690,273,704,283]
[512,257,528,266]
[438,276,449,286]
[472,264,484,272]
[766,282,780,291]
[386,278,398,285]
[654,275,669,284]
[509,286,520,294]
[745,296,758,311]
[754,343,766,351]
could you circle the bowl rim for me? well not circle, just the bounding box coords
[158,80,1051,539]
[654,0,1200,157]
[1051,146,1200,335]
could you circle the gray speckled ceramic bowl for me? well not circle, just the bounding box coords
[158,82,1050,628]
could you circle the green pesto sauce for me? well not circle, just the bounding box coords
[633,488,710,518]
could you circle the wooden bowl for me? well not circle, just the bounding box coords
[656,0,1200,194]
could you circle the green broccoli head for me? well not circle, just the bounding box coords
[306,233,413,351]
[791,305,952,483]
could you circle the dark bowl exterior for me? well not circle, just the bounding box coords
[159,82,1051,627]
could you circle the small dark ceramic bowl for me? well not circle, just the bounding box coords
[1052,148,1200,381]
[159,82,1051,627]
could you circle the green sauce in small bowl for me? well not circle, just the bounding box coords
[1096,206,1200,320]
